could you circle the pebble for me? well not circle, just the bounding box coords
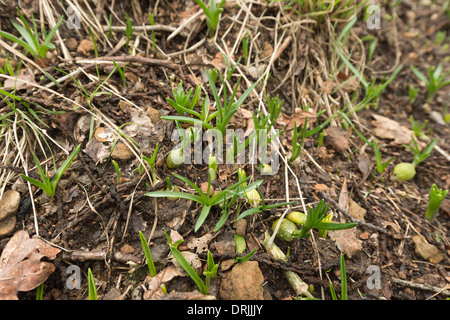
[219,261,265,300]
[0,190,21,238]
[111,142,134,161]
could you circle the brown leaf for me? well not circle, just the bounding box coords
[412,235,444,263]
[324,126,350,152]
[371,114,414,146]
[348,199,366,221]
[357,153,371,182]
[329,180,362,258]
[143,266,185,300]
[278,108,317,131]
[337,72,359,93]
[0,231,60,300]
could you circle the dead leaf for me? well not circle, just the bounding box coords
[186,234,212,254]
[314,184,329,192]
[320,80,335,94]
[329,180,362,258]
[337,72,359,93]
[412,235,444,263]
[0,230,60,300]
[278,108,317,131]
[357,153,371,183]
[83,138,111,164]
[348,199,366,221]
[3,68,36,91]
[143,266,185,300]
[324,126,350,152]
[328,229,362,258]
[371,114,414,146]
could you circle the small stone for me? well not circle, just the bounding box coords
[220,259,235,271]
[66,38,78,52]
[111,142,134,161]
[398,271,407,280]
[200,182,214,195]
[412,235,444,264]
[94,127,113,143]
[146,106,161,123]
[125,72,139,82]
[118,100,133,112]
[77,39,95,56]
[359,232,370,240]
[0,190,21,220]
[219,261,265,300]
[120,244,135,254]
[0,215,16,238]
[235,219,247,236]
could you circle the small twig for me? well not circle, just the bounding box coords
[391,278,450,297]
[103,24,188,38]
[320,192,387,234]
[63,250,141,264]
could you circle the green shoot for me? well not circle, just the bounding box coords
[410,64,450,102]
[289,119,307,163]
[112,60,127,87]
[236,187,295,221]
[88,268,98,300]
[330,253,348,300]
[206,69,257,135]
[166,81,202,115]
[142,142,161,185]
[409,116,428,139]
[425,184,448,223]
[0,8,63,59]
[20,144,81,198]
[165,230,218,294]
[208,154,218,182]
[148,12,156,53]
[372,140,395,175]
[408,84,419,105]
[194,0,227,37]
[36,283,44,300]
[145,173,262,232]
[295,200,357,239]
[111,160,121,184]
[235,249,256,264]
[125,13,133,50]
[403,135,438,167]
[139,231,157,277]
[223,54,241,81]
[242,30,249,63]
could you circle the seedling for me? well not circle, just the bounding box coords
[165,230,218,294]
[111,160,121,184]
[165,177,180,201]
[329,253,348,300]
[20,144,81,198]
[234,234,246,254]
[425,184,448,223]
[112,60,127,87]
[145,173,262,232]
[0,8,63,59]
[206,69,257,135]
[36,283,44,300]
[125,13,133,50]
[167,81,202,115]
[404,135,438,167]
[148,11,156,53]
[142,142,161,186]
[242,30,249,63]
[372,140,395,175]
[139,231,157,277]
[236,187,295,221]
[393,136,438,181]
[289,119,307,163]
[272,200,357,241]
[408,84,419,105]
[166,121,189,169]
[208,154,218,182]
[410,64,450,102]
[194,0,226,37]
[409,116,428,139]
[88,268,98,300]
[235,249,256,264]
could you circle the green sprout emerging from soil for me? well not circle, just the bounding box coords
[425,184,448,223]
[0,8,63,59]
[20,144,81,198]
